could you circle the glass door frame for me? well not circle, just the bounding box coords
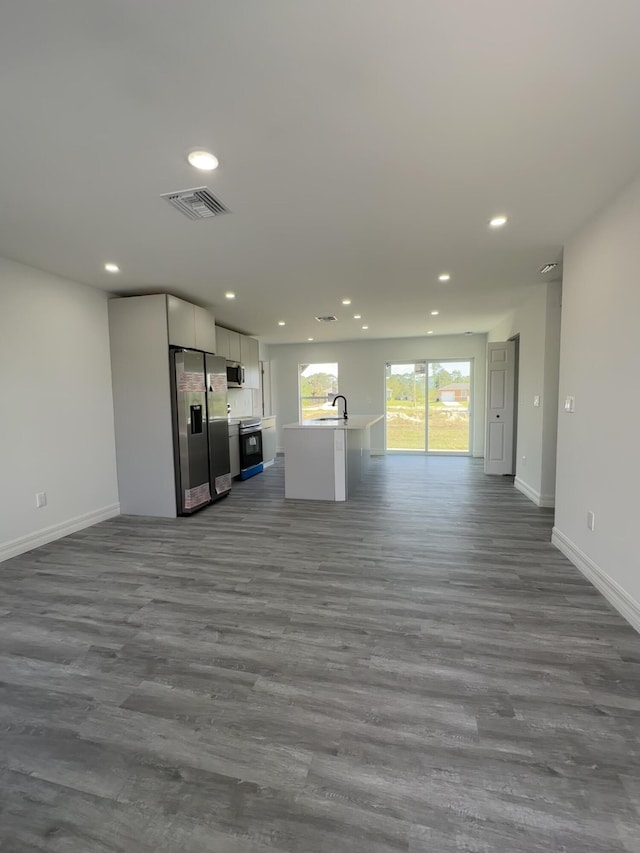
[384,358,474,456]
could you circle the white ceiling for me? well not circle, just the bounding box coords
[2,0,640,343]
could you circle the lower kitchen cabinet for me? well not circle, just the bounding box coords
[228,428,240,478]
[261,416,277,467]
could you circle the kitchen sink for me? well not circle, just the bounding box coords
[309,417,347,422]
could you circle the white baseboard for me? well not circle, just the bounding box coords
[515,477,555,508]
[0,503,120,564]
[552,527,640,634]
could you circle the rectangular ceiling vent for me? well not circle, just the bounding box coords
[161,187,230,220]
[315,315,337,323]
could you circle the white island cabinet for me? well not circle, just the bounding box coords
[283,415,383,501]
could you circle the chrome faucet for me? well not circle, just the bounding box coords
[332,395,348,420]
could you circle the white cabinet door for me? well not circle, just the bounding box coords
[262,425,276,464]
[229,433,240,477]
[215,326,230,359]
[194,306,216,352]
[240,335,260,388]
[228,330,242,362]
[167,295,196,348]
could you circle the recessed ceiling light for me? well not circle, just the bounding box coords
[187,150,219,171]
[307,337,314,341]
[278,321,286,326]
[427,330,434,335]
[430,310,439,316]
[353,314,361,320]
[225,291,235,299]
[104,263,120,273]
[489,215,507,228]
[361,325,369,330]
[342,298,352,305]
[438,273,451,282]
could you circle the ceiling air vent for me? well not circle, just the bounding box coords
[161,186,230,220]
[539,263,558,275]
[315,315,337,323]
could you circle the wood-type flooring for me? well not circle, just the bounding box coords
[1,456,639,852]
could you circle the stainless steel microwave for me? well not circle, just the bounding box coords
[226,361,244,387]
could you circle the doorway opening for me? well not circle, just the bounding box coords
[385,360,472,453]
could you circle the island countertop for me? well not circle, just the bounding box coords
[283,415,383,430]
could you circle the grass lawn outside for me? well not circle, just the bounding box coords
[300,399,470,453]
[300,399,338,421]
[386,402,469,451]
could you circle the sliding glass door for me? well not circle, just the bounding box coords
[427,361,471,452]
[385,363,426,451]
[385,360,472,454]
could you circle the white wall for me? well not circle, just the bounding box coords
[488,282,561,506]
[553,175,640,630]
[0,258,119,561]
[267,333,487,455]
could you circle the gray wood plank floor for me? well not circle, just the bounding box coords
[1,456,639,852]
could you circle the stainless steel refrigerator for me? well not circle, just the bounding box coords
[170,348,231,515]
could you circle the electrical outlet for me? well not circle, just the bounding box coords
[587,511,595,531]
[36,491,47,508]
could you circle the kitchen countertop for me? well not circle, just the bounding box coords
[283,415,383,430]
[228,416,276,426]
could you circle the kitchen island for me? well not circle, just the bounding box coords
[283,415,383,501]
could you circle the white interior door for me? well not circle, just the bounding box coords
[484,341,515,475]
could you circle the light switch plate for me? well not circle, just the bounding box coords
[564,395,575,413]
[533,395,540,407]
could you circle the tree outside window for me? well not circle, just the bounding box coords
[299,363,338,422]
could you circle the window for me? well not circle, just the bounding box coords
[299,362,338,422]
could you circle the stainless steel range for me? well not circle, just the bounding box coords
[239,419,263,480]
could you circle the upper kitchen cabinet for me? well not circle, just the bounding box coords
[240,334,260,389]
[228,330,242,362]
[167,295,195,348]
[215,325,230,359]
[167,295,216,351]
[194,306,216,352]
[215,324,260,388]
[215,325,242,361]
